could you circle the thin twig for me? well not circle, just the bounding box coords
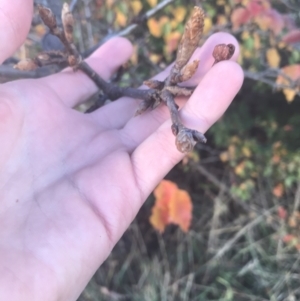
[207,189,226,253]
[70,0,80,12]
[194,164,255,213]
[293,181,300,213]
[83,0,175,57]
[244,69,300,97]
[78,61,159,101]
[208,207,277,262]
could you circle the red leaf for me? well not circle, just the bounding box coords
[231,7,252,29]
[282,234,296,243]
[282,29,300,45]
[247,0,270,16]
[277,206,287,220]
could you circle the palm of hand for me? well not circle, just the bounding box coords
[0,1,243,300]
[0,59,147,300]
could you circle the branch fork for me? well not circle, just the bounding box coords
[15,4,235,153]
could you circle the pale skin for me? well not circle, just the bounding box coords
[0,1,244,300]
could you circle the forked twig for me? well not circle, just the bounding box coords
[15,3,235,153]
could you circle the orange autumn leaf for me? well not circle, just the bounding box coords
[147,17,169,38]
[115,9,127,27]
[234,161,246,176]
[147,18,161,37]
[273,183,284,198]
[276,64,300,102]
[150,180,192,233]
[164,31,181,55]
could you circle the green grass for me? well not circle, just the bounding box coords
[78,160,300,301]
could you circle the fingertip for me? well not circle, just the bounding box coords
[183,32,241,86]
[183,60,244,131]
[88,37,133,75]
[0,0,33,64]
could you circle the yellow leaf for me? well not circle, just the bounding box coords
[224,4,231,15]
[147,0,157,8]
[34,24,47,37]
[253,32,261,49]
[131,0,142,15]
[288,216,297,228]
[241,30,250,40]
[266,48,280,68]
[115,9,127,27]
[278,41,286,49]
[242,48,252,59]
[228,144,236,159]
[149,53,161,64]
[106,0,114,9]
[242,147,252,158]
[159,16,169,27]
[241,0,250,6]
[172,7,187,23]
[150,180,193,233]
[203,17,212,35]
[283,89,297,102]
[170,19,179,29]
[217,14,228,26]
[130,45,139,65]
[220,151,229,162]
[147,18,162,37]
[235,161,245,176]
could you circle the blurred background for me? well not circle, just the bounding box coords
[4,0,300,300]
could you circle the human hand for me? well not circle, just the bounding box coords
[0,1,243,300]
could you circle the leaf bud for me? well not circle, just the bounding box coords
[212,44,235,64]
[38,5,57,29]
